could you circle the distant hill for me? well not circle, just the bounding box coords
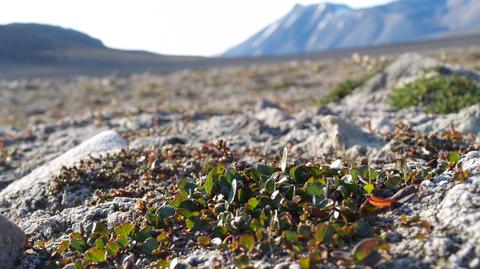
[0,23,106,62]
[0,23,205,68]
[223,0,480,57]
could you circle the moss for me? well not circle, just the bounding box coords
[390,75,480,114]
[319,66,384,105]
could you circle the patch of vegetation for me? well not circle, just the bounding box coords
[384,123,476,163]
[320,66,385,105]
[29,128,477,268]
[390,75,480,114]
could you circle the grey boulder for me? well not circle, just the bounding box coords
[0,130,127,220]
[0,215,25,269]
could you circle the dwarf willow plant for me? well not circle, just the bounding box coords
[37,151,445,269]
[390,75,480,114]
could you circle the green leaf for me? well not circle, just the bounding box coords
[158,205,176,220]
[106,241,121,257]
[282,230,299,244]
[116,235,129,248]
[70,238,88,252]
[448,151,461,165]
[239,234,255,251]
[314,223,334,244]
[265,179,276,193]
[290,165,311,184]
[281,147,288,172]
[234,254,250,268]
[177,208,193,218]
[204,170,215,196]
[384,176,401,189]
[177,179,197,192]
[74,260,83,269]
[95,237,106,249]
[186,218,195,230]
[84,247,107,263]
[247,197,259,211]
[142,238,159,255]
[306,183,323,197]
[134,227,152,243]
[91,222,109,239]
[364,183,374,194]
[299,257,311,269]
[114,222,134,238]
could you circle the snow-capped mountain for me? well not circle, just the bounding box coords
[224,0,480,57]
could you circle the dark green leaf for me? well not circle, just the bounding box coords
[282,230,298,244]
[141,238,159,255]
[158,205,176,220]
[70,238,88,252]
[265,179,276,193]
[91,222,109,239]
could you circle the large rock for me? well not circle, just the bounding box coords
[341,53,439,110]
[0,215,25,269]
[0,130,126,220]
[291,115,384,159]
[414,105,480,135]
[320,115,384,157]
[381,151,480,269]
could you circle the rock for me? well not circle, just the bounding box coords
[424,237,454,257]
[341,53,438,110]
[256,98,281,111]
[0,215,25,269]
[370,116,395,134]
[19,197,137,242]
[319,115,384,152]
[129,135,187,149]
[414,105,480,135]
[387,151,480,268]
[255,108,291,128]
[0,130,127,220]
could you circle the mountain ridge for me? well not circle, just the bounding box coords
[223,0,480,57]
[0,23,106,62]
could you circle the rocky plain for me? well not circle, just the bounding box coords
[1,47,480,269]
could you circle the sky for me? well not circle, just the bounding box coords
[0,0,393,56]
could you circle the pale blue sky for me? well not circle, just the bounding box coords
[0,0,393,56]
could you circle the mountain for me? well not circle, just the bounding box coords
[223,0,480,57]
[0,23,106,62]
[0,23,208,77]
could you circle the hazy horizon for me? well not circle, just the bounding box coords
[0,0,393,56]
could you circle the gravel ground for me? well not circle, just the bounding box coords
[0,50,480,269]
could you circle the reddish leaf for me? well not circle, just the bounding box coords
[367,196,396,208]
[310,207,329,218]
